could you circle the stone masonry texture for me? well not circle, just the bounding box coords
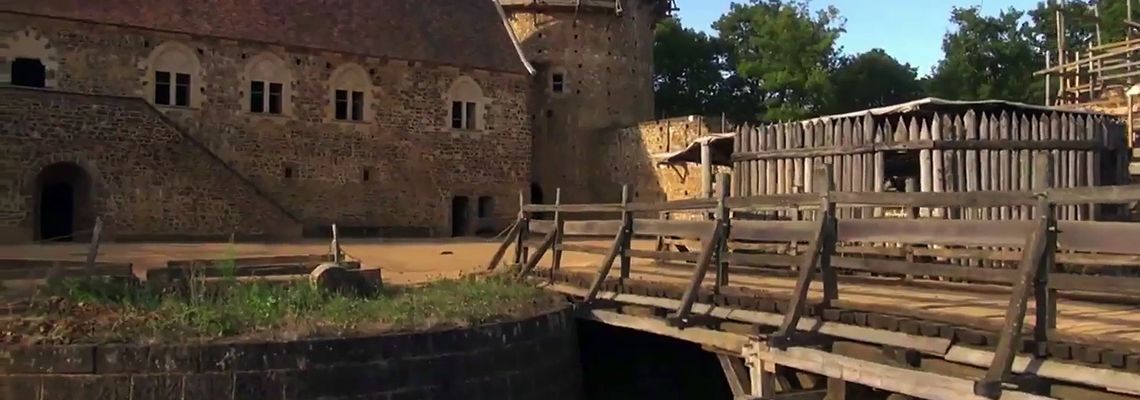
[0,307,583,400]
[0,10,532,241]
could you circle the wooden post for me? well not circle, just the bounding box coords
[734,128,744,197]
[619,185,632,279]
[714,173,731,289]
[919,120,933,218]
[931,114,945,219]
[748,359,776,398]
[701,141,713,199]
[330,223,341,263]
[999,112,1012,221]
[1033,153,1058,351]
[816,165,838,305]
[514,190,529,266]
[965,111,980,222]
[85,217,104,277]
[550,188,564,280]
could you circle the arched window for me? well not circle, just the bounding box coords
[1,28,58,88]
[328,63,371,122]
[144,41,202,108]
[445,76,488,131]
[242,52,293,116]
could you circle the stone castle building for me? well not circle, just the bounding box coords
[0,0,678,243]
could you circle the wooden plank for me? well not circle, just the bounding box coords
[729,220,817,242]
[516,230,557,279]
[965,111,980,221]
[767,125,778,196]
[751,346,1051,400]
[835,219,1034,247]
[718,354,751,398]
[1057,220,1140,254]
[1048,184,1140,204]
[999,112,1012,220]
[829,256,1017,285]
[724,193,820,209]
[669,223,724,323]
[989,114,1002,219]
[757,125,767,196]
[946,346,1140,397]
[735,128,745,197]
[931,115,945,219]
[522,203,623,213]
[167,254,332,268]
[979,114,993,220]
[558,243,611,255]
[584,310,749,354]
[624,197,718,212]
[625,248,703,263]
[727,252,799,268]
[633,219,717,238]
[585,227,629,301]
[545,284,952,355]
[529,219,555,234]
[84,217,103,277]
[1050,273,1140,295]
[828,191,1035,207]
[0,259,131,270]
[560,220,624,237]
[771,215,830,347]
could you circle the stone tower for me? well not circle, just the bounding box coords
[501,0,672,204]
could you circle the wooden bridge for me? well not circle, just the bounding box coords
[488,155,1140,400]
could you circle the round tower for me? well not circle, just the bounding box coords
[501,0,672,204]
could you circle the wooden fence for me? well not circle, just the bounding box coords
[490,153,1140,398]
[731,110,1129,221]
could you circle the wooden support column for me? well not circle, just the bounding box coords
[668,222,724,327]
[84,217,104,277]
[1033,154,1058,350]
[718,354,752,398]
[714,173,732,289]
[485,218,521,271]
[619,184,633,279]
[702,141,714,199]
[747,356,777,398]
[514,190,529,266]
[549,188,564,281]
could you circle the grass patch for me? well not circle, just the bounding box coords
[2,273,559,345]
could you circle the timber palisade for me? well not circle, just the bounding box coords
[492,155,1140,399]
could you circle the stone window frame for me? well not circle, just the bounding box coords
[549,66,569,97]
[241,52,295,117]
[327,63,372,123]
[142,41,204,109]
[0,28,60,89]
[444,75,490,132]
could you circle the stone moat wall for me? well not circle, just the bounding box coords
[0,307,581,400]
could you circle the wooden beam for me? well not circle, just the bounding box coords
[515,230,557,280]
[770,213,829,349]
[946,346,1140,396]
[718,354,752,398]
[485,219,521,271]
[582,309,748,355]
[584,227,629,302]
[668,223,724,325]
[540,284,952,356]
[747,345,1051,400]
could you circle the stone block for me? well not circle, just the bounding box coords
[0,375,41,400]
[129,374,183,400]
[198,343,266,372]
[144,345,198,372]
[95,344,148,373]
[41,375,129,400]
[0,345,94,374]
[233,370,285,400]
[184,372,234,400]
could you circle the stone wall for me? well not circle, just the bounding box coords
[0,14,532,239]
[602,116,730,205]
[504,0,658,205]
[0,307,582,400]
[0,88,300,242]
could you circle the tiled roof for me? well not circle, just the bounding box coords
[2,0,529,74]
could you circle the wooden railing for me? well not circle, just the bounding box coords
[488,153,1140,398]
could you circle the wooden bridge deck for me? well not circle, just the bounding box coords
[537,240,1140,349]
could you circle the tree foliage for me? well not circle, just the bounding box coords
[651,0,1132,122]
[827,49,924,114]
[715,0,843,120]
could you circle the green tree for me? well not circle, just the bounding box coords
[715,0,844,121]
[826,49,924,114]
[927,6,1044,103]
[653,17,729,118]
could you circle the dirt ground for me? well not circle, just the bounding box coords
[0,238,635,284]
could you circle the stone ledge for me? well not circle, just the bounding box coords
[0,306,582,400]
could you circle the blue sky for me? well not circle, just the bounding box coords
[674,0,1039,76]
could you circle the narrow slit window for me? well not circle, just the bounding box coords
[552,73,565,93]
[464,102,477,130]
[155,71,171,105]
[283,166,294,179]
[268,83,283,114]
[250,81,265,113]
[174,73,191,106]
[351,91,364,121]
[451,101,464,129]
[334,90,348,120]
[362,167,371,182]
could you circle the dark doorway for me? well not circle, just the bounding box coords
[36,163,90,242]
[451,196,470,237]
[530,182,544,204]
[11,58,47,88]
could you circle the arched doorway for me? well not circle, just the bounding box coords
[450,196,470,237]
[35,163,91,242]
[11,58,46,87]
